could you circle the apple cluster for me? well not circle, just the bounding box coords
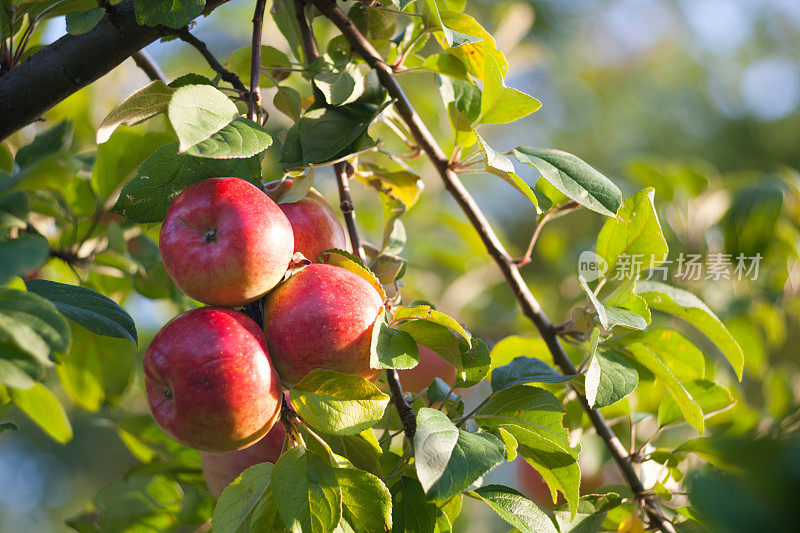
[143,176,452,498]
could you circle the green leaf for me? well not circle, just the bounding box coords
[92,129,173,202]
[392,305,470,345]
[96,81,175,144]
[456,337,491,387]
[225,45,293,88]
[479,56,540,124]
[370,314,420,370]
[283,104,384,168]
[475,385,580,516]
[65,7,104,35]
[290,369,390,436]
[390,476,437,533]
[212,462,273,533]
[635,280,744,380]
[397,320,462,370]
[422,1,482,48]
[248,489,283,532]
[336,467,392,533]
[0,359,36,389]
[634,328,705,381]
[658,380,734,427]
[315,63,365,106]
[513,148,621,217]
[413,408,505,502]
[434,493,462,533]
[0,234,49,285]
[0,191,28,228]
[26,279,137,344]
[438,11,506,80]
[422,53,469,81]
[554,493,623,533]
[56,324,136,412]
[15,120,72,169]
[491,356,576,391]
[9,383,72,443]
[603,281,651,327]
[111,142,255,223]
[467,485,558,533]
[135,0,205,28]
[585,347,638,408]
[272,446,342,533]
[327,431,382,476]
[67,476,182,532]
[596,188,668,278]
[474,131,513,173]
[580,277,648,331]
[321,249,387,300]
[0,287,70,356]
[274,86,302,121]
[0,143,12,173]
[627,343,704,433]
[183,117,272,159]
[168,84,240,153]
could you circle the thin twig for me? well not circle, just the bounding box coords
[308,2,674,531]
[335,162,365,259]
[293,0,416,441]
[248,0,268,121]
[173,27,248,94]
[131,50,166,82]
[515,200,581,266]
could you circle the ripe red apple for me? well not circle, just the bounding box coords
[159,177,294,307]
[201,422,286,498]
[264,179,348,262]
[399,345,456,393]
[262,263,384,384]
[143,307,282,453]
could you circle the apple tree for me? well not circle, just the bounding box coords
[1,1,798,532]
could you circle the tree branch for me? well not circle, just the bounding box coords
[334,162,365,259]
[131,50,166,82]
[248,0,268,121]
[173,28,248,94]
[0,0,230,141]
[308,1,673,530]
[294,0,416,441]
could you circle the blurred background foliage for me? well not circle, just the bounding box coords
[2,0,800,531]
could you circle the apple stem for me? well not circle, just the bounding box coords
[279,395,305,447]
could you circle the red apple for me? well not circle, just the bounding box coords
[201,422,286,498]
[265,179,348,262]
[143,307,282,453]
[159,177,294,307]
[399,345,456,393]
[262,263,384,384]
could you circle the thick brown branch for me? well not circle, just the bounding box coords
[173,28,248,94]
[248,0,268,121]
[309,1,673,530]
[131,50,166,82]
[0,0,230,140]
